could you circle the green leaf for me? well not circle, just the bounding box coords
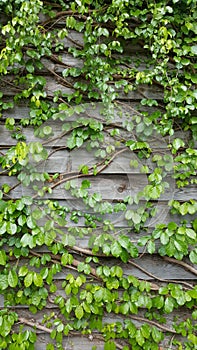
[29,142,43,154]
[189,249,197,264]
[94,288,104,302]
[26,216,36,229]
[0,251,7,265]
[151,327,163,343]
[188,333,197,346]
[125,210,141,224]
[18,214,26,226]
[21,233,35,248]
[179,203,189,215]
[104,341,116,350]
[131,212,141,224]
[111,241,122,257]
[136,329,145,346]
[8,270,18,288]
[191,45,197,55]
[33,273,43,287]
[43,126,52,136]
[18,265,28,277]
[147,240,155,254]
[193,218,197,231]
[6,222,17,235]
[164,297,174,313]
[172,138,185,152]
[24,272,33,288]
[0,275,8,290]
[120,302,130,315]
[160,231,169,245]
[75,305,84,319]
[186,228,196,240]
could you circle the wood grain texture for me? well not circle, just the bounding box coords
[1,174,196,202]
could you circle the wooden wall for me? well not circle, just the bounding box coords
[0,28,197,350]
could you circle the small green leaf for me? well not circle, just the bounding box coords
[172,138,185,152]
[29,142,43,154]
[18,265,28,277]
[164,297,174,313]
[24,272,33,287]
[104,341,116,350]
[147,240,155,254]
[75,305,84,319]
[186,228,196,240]
[191,45,197,55]
[189,249,197,264]
[0,275,8,290]
[136,329,145,346]
[33,273,43,287]
[8,270,18,288]
[21,233,35,248]
[151,327,163,343]
[0,251,7,265]
[6,222,17,235]
[111,241,122,257]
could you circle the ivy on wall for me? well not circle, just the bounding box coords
[0,0,197,349]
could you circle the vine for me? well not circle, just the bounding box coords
[0,0,197,349]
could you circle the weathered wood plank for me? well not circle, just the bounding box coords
[3,255,197,282]
[9,311,192,350]
[51,199,195,227]
[0,121,192,149]
[1,174,196,201]
[0,74,164,99]
[0,101,162,120]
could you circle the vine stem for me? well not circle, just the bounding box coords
[18,314,177,339]
[163,256,197,277]
[29,250,99,280]
[128,259,194,288]
[18,317,52,333]
[32,147,127,199]
[129,315,177,334]
[18,317,124,349]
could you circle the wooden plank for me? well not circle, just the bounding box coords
[1,174,197,202]
[41,255,196,280]
[17,227,193,255]
[0,121,192,148]
[4,254,197,282]
[10,310,191,350]
[49,199,195,227]
[0,101,162,120]
[0,71,164,99]
[8,307,192,350]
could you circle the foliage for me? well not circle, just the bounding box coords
[0,0,197,349]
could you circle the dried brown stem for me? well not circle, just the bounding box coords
[163,256,197,277]
[129,315,177,334]
[128,259,194,288]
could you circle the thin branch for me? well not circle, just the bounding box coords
[44,65,74,88]
[163,256,197,277]
[30,250,100,280]
[32,147,128,196]
[129,315,177,334]
[128,259,194,288]
[18,317,124,349]
[18,317,52,333]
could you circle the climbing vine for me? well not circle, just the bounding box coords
[0,0,197,349]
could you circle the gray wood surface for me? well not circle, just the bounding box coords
[1,174,196,202]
